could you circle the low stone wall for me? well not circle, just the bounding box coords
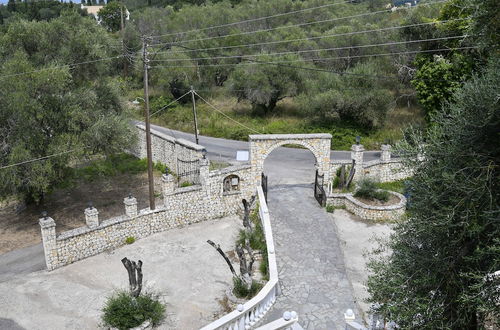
[130,124,205,171]
[39,162,255,270]
[327,191,406,221]
[330,144,412,184]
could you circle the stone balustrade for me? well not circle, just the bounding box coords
[200,186,280,330]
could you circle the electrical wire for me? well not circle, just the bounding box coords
[149,35,469,63]
[150,0,447,46]
[149,90,192,117]
[150,19,465,55]
[0,149,80,170]
[150,0,354,39]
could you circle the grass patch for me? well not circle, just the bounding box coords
[125,236,135,244]
[354,178,390,202]
[56,153,169,189]
[232,277,263,299]
[375,179,407,194]
[101,291,165,330]
[180,181,194,188]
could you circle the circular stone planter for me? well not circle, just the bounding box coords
[327,190,406,221]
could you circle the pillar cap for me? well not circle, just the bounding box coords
[84,207,98,216]
[39,217,56,228]
[162,173,175,182]
[351,144,365,152]
[381,144,392,151]
[124,196,137,205]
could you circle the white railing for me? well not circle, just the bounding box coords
[255,311,302,330]
[200,186,279,330]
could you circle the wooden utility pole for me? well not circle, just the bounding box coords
[191,86,199,145]
[142,37,155,210]
[120,2,128,76]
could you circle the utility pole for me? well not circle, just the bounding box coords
[191,86,199,145]
[120,1,128,77]
[142,37,155,210]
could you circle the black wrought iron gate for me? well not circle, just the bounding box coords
[314,169,326,207]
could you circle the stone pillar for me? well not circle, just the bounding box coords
[85,206,99,228]
[381,144,391,162]
[162,173,175,205]
[199,157,210,188]
[351,144,365,181]
[39,215,57,270]
[124,195,138,217]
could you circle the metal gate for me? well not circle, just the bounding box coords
[314,169,326,207]
[261,172,268,203]
[177,157,200,187]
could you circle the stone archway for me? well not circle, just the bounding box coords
[249,133,332,186]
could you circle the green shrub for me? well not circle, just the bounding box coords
[180,181,193,188]
[232,277,263,299]
[354,178,390,202]
[326,204,335,213]
[125,236,135,244]
[259,250,269,280]
[375,179,408,194]
[101,291,165,330]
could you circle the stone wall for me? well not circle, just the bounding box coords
[329,144,412,184]
[39,162,254,270]
[130,124,205,172]
[327,191,406,221]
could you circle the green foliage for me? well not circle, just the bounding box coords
[0,11,133,202]
[367,59,500,329]
[232,277,263,299]
[237,209,266,251]
[180,181,193,188]
[325,204,335,213]
[98,1,123,32]
[354,178,389,202]
[375,179,407,194]
[229,55,305,114]
[101,291,166,330]
[125,236,135,244]
[0,1,86,25]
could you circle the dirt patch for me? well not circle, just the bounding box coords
[0,172,163,255]
[355,193,400,207]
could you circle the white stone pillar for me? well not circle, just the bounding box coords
[381,144,391,162]
[39,214,57,270]
[85,206,99,228]
[162,173,175,204]
[199,157,209,188]
[124,195,138,217]
[351,144,365,181]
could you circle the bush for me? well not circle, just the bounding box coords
[232,277,263,299]
[125,236,135,244]
[354,178,389,202]
[101,291,165,330]
[326,204,335,213]
[180,181,193,188]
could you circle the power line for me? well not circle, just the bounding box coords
[151,19,465,56]
[150,0,354,39]
[149,35,469,63]
[150,0,446,46]
[0,55,125,80]
[149,90,192,117]
[0,149,79,170]
[193,91,262,134]
[150,46,476,81]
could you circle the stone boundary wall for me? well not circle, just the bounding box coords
[327,191,406,221]
[329,144,412,183]
[130,124,205,171]
[39,162,254,270]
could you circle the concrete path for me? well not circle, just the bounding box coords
[0,243,45,283]
[262,184,359,329]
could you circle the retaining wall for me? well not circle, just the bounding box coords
[327,191,406,221]
[40,162,254,270]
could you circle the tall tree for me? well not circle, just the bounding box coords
[367,58,500,329]
[0,11,134,202]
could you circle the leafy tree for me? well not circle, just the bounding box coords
[367,59,500,329]
[228,56,304,114]
[98,1,123,32]
[0,11,134,202]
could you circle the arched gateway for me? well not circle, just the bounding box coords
[249,133,332,186]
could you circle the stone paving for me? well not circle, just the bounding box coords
[262,184,360,329]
